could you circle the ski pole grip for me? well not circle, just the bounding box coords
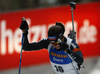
[70,2,76,9]
[21,17,26,32]
[21,17,26,21]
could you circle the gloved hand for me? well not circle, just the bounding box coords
[60,42,69,50]
[68,30,76,41]
[23,30,28,36]
[19,20,29,31]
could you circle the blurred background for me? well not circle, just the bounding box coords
[0,0,100,74]
[0,0,99,12]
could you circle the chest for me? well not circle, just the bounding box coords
[49,46,72,64]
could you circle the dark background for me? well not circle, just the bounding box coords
[0,0,99,12]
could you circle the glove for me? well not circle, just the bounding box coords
[68,30,76,41]
[19,21,29,30]
[60,42,68,50]
[23,30,28,36]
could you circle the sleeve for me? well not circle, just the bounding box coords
[22,32,49,51]
[67,40,84,65]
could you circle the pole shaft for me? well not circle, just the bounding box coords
[18,33,24,74]
[71,8,75,32]
[71,7,75,41]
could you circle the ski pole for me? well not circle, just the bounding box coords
[69,1,76,41]
[67,2,80,74]
[18,33,24,74]
[18,17,26,74]
[66,52,80,74]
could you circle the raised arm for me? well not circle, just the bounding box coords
[22,32,49,51]
[19,19,49,51]
[60,37,84,65]
[68,40,84,65]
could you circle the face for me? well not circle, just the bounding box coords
[51,43,61,49]
[50,37,64,50]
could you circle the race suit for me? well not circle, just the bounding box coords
[22,33,83,74]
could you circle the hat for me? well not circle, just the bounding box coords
[48,26,63,42]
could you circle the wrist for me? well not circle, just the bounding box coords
[23,30,28,36]
[22,30,25,32]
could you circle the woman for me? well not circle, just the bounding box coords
[20,20,83,74]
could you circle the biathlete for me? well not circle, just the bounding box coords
[20,20,84,74]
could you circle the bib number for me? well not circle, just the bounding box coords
[54,65,64,73]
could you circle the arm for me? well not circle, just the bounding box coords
[22,31,49,51]
[19,20,49,51]
[60,37,84,65]
[67,40,84,65]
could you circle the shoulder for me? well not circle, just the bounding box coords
[38,38,50,45]
[40,38,48,41]
[39,38,49,42]
[66,37,80,49]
